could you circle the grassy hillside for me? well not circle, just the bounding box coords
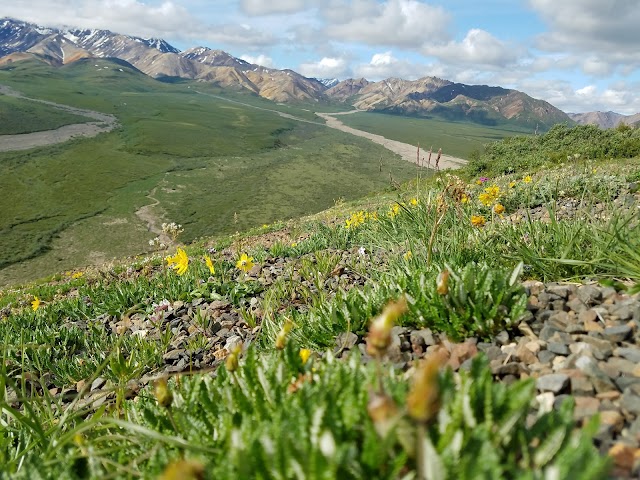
[1,124,638,477]
[0,58,420,285]
[0,94,89,134]
[335,111,532,159]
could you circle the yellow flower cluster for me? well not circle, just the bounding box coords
[345,210,377,229]
[166,247,189,275]
[471,215,486,227]
[388,204,401,218]
[478,185,501,206]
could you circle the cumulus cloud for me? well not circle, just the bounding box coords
[0,0,196,39]
[325,0,450,48]
[530,0,640,74]
[240,0,317,16]
[298,56,349,78]
[520,78,640,114]
[0,0,276,48]
[240,53,275,68]
[422,29,522,68]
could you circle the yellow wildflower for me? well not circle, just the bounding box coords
[404,250,412,260]
[204,255,215,274]
[291,242,297,247]
[478,192,493,206]
[509,181,517,188]
[410,198,419,206]
[461,194,469,204]
[493,203,505,215]
[72,272,84,279]
[471,215,486,227]
[299,348,312,364]
[388,204,400,218]
[166,247,189,275]
[236,253,254,272]
[31,296,41,311]
[523,175,532,184]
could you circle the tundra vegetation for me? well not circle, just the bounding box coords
[1,120,639,478]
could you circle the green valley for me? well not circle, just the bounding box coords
[0,58,421,285]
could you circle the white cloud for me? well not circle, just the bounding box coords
[422,29,522,68]
[0,0,276,48]
[1,0,196,39]
[530,0,640,75]
[240,0,316,16]
[325,0,450,48]
[240,54,275,68]
[298,56,349,78]
[520,78,640,114]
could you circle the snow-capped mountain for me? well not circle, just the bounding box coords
[316,78,339,88]
[0,18,180,61]
[0,18,54,56]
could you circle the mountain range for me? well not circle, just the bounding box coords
[568,111,640,129]
[1,17,636,130]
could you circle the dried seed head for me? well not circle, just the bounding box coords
[406,352,445,423]
[367,390,400,438]
[366,298,408,357]
[154,377,173,408]
[159,459,205,480]
[436,269,450,295]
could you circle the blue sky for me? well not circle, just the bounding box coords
[2,0,640,114]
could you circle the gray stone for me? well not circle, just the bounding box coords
[578,285,602,305]
[547,284,572,299]
[570,376,594,395]
[537,374,570,393]
[491,361,525,376]
[615,376,640,392]
[621,392,640,415]
[410,328,437,347]
[603,325,632,343]
[566,297,588,313]
[548,342,570,355]
[539,325,560,342]
[495,330,510,346]
[538,350,556,364]
[575,356,618,393]
[335,332,359,350]
[90,377,106,391]
[163,348,184,361]
[574,335,613,360]
[605,357,638,375]
[615,347,640,363]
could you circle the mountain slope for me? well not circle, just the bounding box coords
[569,111,640,129]
[1,17,572,127]
[328,76,571,129]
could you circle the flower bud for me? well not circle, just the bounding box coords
[367,390,400,438]
[366,298,408,357]
[225,343,243,373]
[154,377,173,408]
[275,319,294,350]
[436,269,449,295]
[406,352,445,423]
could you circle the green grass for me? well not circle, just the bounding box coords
[336,111,532,159]
[0,94,89,134]
[2,150,636,477]
[0,58,420,285]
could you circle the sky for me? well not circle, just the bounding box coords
[2,0,640,114]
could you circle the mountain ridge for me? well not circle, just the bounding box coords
[0,16,591,129]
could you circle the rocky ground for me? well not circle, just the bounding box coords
[31,257,638,478]
[5,185,640,478]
